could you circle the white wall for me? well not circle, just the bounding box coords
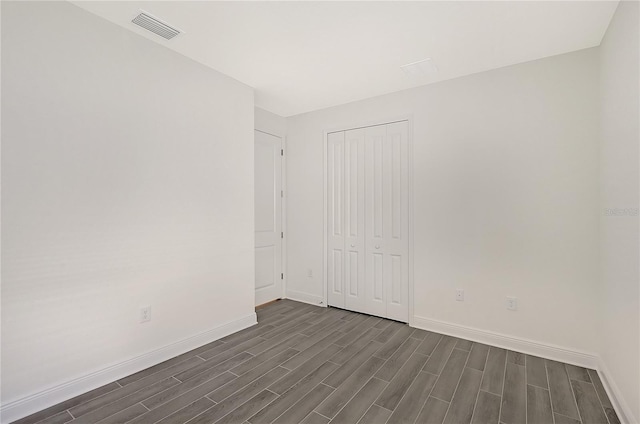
[286,48,601,355]
[1,0,255,416]
[255,107,287,138]
[599,1,640,422]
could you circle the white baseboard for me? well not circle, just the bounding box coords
[597,358,637,424]
[412,315,599,369]
[285,290,325,307]
[0,313,257,424]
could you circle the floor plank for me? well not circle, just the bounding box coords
[443,367,483,424]
[547,359,580,420]
[566,364,592,383]
[208,353,295,402]
[215,389,278,424]
[374,352,429,410]
[499,362,526,424]
[98,403,149,424]
[155,397,215,424]
[272,384,335,424]
[571,379,609,424]
[374,337,421,382]
[187,367,290,424]
[323,341,381,388]
[416,332,443,356]
[270,344,342,394]
[249,362,337,424]
[357,404,392,424]
[301,412,330,424]
[525,355,548,389]
[423,336,457,375]
[471,390,500,424]
[36,411,73,424]
[316,356,385,418]
[373,326,415,360]
[386,371,438,424]
[70,357,203,418]
[507,350,525,366]
[526,384,553,424]
[588,369,621,424]
[152,353,252,407]
[329,378,387,424]
[12,383,121,424]
[417,397,450,424]
[480,347,506,396]
[70,377,178,424]
[554,413,582,424]
[130,371,237,423]
[455,339,473,351]
[430,348,470,402]
[331,328,382,365]
[466,343,490,372]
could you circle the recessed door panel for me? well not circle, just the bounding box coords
[373,134,384,239]
[390,254,402,304]
[373,253,384,301]
[348,251,359,296]
[391,133,402,240]
[330,249,343,294]
[255,141,276,233]
[255,246,276,290]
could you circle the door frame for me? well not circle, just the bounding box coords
[254,128,287,303]
[322,116,415,324]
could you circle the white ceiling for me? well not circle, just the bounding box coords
[72,1,618,117]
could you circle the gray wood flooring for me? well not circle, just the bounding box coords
[14,300,619,424]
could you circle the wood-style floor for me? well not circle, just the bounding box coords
[15,299,619,424]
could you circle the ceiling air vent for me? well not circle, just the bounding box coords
[132,11,182,40]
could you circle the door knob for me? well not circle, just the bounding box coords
[350,244,355,248]
[375,245,380,249]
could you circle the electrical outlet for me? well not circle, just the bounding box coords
[307,269,313,278]
[455,289,464,301]
[506,297,518,311]
[140,306,151,323]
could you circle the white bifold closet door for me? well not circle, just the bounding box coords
[327,121,409,322]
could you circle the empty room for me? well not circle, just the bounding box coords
[1,1,638,424]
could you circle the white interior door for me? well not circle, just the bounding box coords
[327,121,410,322]
[255,130,283,306]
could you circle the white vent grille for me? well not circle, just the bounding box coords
[132,11,181,40]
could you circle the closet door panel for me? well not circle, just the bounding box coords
[385,121,409,322]
[327,131,345,308]
[364,124,388,318]
[344,129,366,313]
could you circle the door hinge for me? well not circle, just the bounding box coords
[281,190,284,198]
[281,232,284,239]
[281,149,284,156]
[281,273,284,279]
